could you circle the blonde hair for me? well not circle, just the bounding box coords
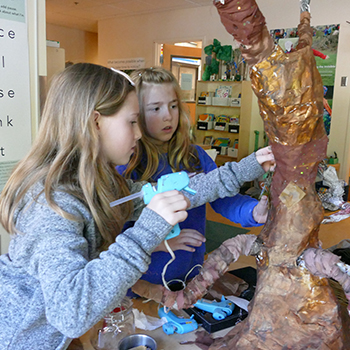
[0,63,134,250]
[124,67,201,181]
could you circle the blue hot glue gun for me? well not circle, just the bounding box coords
[194,296,235,320]
[158,307,198,335]
[109,172,196,240]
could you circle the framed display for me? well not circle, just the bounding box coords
[203,136,213,145]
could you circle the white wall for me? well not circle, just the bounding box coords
[98,6,236,67]
[46,23,98,64]
[98,0,350,181]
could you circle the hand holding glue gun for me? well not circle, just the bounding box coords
[110,172,196,240]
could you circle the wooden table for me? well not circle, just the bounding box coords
[77,255,254,350]
[78,207,350,349]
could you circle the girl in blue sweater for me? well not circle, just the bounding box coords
[117,67,272,293]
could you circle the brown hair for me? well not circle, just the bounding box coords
[123,67,201,181]
[0,63,135,250]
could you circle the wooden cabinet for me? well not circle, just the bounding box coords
[194,80,254,164]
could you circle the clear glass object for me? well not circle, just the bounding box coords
[90,297,135,350]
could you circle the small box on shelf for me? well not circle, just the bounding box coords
[198,96,212,105]
[212,146,227,155]
[227,148,238,158]
[220,146,228,155]
[214,122,227,131]
[212,97,229,106]
[228,124,240,133]
[230,98,241,107]
[197,121,214,130]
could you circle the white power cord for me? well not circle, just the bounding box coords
[161,240,202,291]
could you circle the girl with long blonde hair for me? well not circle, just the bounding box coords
[117,67,272,293]
[124,67,201,180]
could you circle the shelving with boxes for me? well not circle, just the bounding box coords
[194,80,253,166]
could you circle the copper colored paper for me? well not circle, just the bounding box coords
[215,0,274,66]
[210,0,350,349]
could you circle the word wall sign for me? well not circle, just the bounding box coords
[0,0,31,191]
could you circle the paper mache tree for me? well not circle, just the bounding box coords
[130,1,350,348]
[204,0,350,348]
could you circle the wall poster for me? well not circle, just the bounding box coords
[107,57,145,70]
[0,0,31,253]
[270,24,340,136]
[0,0,32,192]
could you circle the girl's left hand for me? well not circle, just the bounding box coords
[255,146,276,172]
[153,229,205,252]
[252,195,269,224]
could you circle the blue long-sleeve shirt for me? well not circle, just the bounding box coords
[117,146,261,288]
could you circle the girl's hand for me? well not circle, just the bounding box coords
[147,190,190,227]
[154,229,206,252]
[252,195,269,224]
[256,146,276,172]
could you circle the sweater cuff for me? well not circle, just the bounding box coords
[236,152,265,182]
[123,207,173,254]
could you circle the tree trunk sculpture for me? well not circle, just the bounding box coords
[130,2,350,348]
[209,0,349,348]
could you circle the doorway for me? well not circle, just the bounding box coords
[158,42,202,125]
[171,56,201,103]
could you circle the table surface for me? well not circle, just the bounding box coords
[78,258,253,350]
[79,208,350,350]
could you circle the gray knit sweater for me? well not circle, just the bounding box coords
[0,153,263,350]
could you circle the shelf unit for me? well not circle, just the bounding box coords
[194,80,254,164]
